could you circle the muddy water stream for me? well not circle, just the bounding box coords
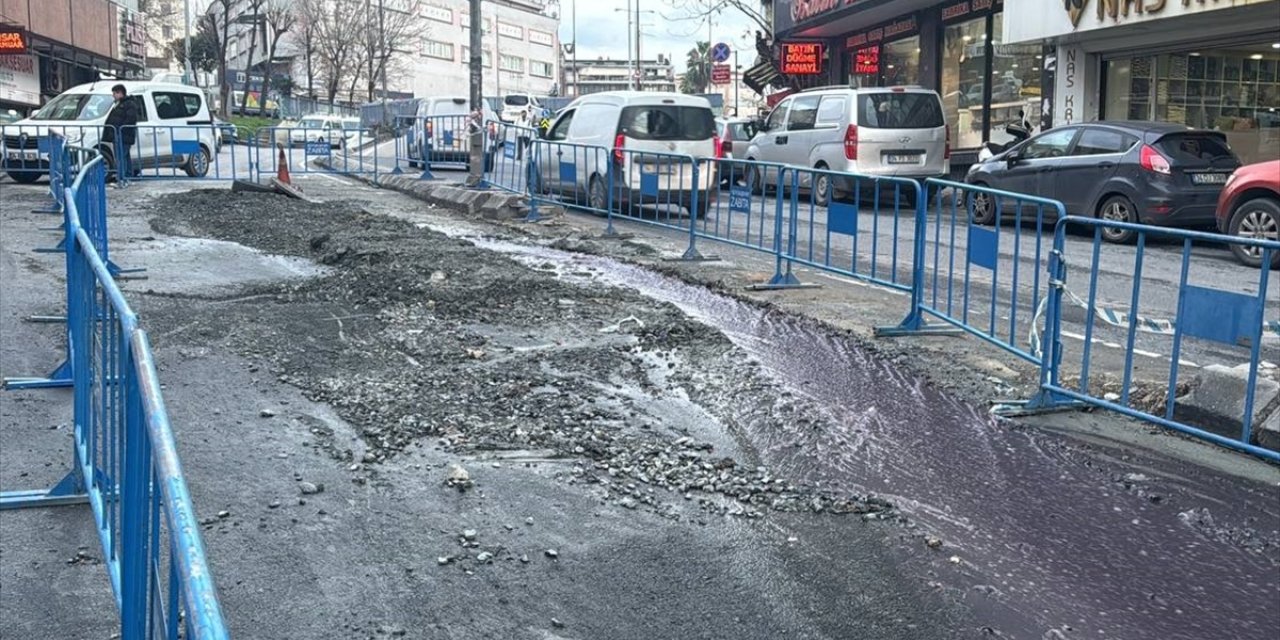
[461,234,1280,640]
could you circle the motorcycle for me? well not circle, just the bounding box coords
[976,110,1033,163]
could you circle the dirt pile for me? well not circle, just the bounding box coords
[144,190,892,520]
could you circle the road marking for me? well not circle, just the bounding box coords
[1061,329,1200,368]
[809,270,908,296]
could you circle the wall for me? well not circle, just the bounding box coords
[3,0,122,60]
[1004,0,1276,44]
[411,0,560,99]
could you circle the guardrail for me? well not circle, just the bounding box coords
[485,119,538,194]
[252,126,381,182]
[1022,216,1279,462]
[392,115,497,180]
[0,155,230,637]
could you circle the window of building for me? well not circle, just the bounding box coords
[941,16,988,150]
[421,39,454,61]
[1104,44,1280,165]
[530,61,554,78]
[421,5,453,24]
[162,25,173,39]
[500,54,524,73]
[987,13,1043,147]
[879,36,920,87]
[462,47,492,68]
[498,23,523,40]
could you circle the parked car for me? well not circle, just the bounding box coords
[501,94,544,124]
[744,85,949,205]
[529,91,718,217]
[213,117,236,151]
[714,116,757,185]
[966,121,1241,243]
[288,115,349,148]
[408,97,499,171]
[1216,160,1280,268]
[1,80,217,183]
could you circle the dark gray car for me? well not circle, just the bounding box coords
[965,121,1241,243]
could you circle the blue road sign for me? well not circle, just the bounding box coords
[304,141,331,156]
[711,42,731,63]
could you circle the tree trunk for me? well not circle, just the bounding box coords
[241,15,261,116]
[260,34,284,117]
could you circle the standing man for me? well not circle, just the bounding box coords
[104,84,139,187]
[515,106,533,160]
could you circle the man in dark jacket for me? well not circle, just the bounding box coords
[103,84,138,186]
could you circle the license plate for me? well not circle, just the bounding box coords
[1191,173,1228,185]
[23,151,37,161]
[887,154,919,164]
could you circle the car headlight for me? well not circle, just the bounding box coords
[1224,172,1238,187]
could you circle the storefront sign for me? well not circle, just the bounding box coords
[780,42,824,75]
[790,0,848,25]
[1004,0,1259,43]
[1058,45,1084,124]
[845,16,918,49]
[0,54,40,106]
[0,28,27,55]
[853,47,879,74]
[942,0,1000,21]
[118,8,146,67]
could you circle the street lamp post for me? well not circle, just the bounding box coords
[183,0,193,84]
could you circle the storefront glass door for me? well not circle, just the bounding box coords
[941,16,989,150]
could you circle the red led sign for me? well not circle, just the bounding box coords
[0,29,27,55]
[853,47,879,75]
[780,42,824,75]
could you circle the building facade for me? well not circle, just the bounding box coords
[564,56,676,95]
[1004,0,1280,166]
[410,0,560,99]
[0,0,146,115]
[142,0,185,74]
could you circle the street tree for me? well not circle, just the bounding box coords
[239,0,266,114]
[165,20,220,74]
[259,0,297,116]
[311,0,365,104]
[293,0,323,98]
[359,0,429,103]
[202,0,236,118]
[662,0,773,42]
[681,42,711,94]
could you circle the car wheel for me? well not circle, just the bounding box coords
[588,174,609,213]
[6,170,43,184]
[1098,195,1137,244]
[750,164,766,196]
[184,145,211,177]
[969,184,996,225]
[808,168,829,207]
[1227,197,1280,269]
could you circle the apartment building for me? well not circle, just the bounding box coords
[0,0,145,113]
[142,0,185,73]
[411,0,561,99]
[564,56,676,95]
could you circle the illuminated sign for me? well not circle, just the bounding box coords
[853,47,879,75]
[780,42,824,75]
[0,29,27,55]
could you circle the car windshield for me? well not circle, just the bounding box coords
[300,118,326,129]
[1154,133,1238,167]
[858,93,944,129]
[31,93,115,121]
[621,105,715,140]
[504,95,529,107]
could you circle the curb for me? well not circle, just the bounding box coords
[317,158,528,219]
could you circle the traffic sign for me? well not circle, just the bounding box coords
[711,42,731,63]
[711,64,731,85]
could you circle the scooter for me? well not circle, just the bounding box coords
[976,111,1033,162]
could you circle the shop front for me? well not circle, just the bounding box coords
[774,0,1049,172]
[1004,0,1280,165]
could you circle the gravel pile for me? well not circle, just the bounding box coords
[145,190,892,520]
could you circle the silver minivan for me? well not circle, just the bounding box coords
[745,86,948,204]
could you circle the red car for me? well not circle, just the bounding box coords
[1216,159,1280,268]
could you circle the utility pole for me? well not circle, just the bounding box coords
[183,0,193,84]
[571,0,576,96]
[734,50,739,115]
[625,1,633,90]
[634,0,641,90]
[379,0,387,125]
[467,0,484,186]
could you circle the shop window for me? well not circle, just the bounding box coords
[940,16,988,150]
[1105,45,1280,164]
[880,37,920,87]
[988,14,1042,147]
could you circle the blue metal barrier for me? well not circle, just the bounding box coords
[484,119,538,193]
[395,114,497,180]
[877,179,1066,364]
[525,138,615,223]
[0,155,231,638]
[1019,216,1280,462]
[253,126,381,182]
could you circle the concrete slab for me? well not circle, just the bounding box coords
[1174,364,1280,447]
[1257,409,1280,452]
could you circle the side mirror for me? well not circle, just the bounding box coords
[1005,149,1022,165]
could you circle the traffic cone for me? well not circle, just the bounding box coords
[276,145,291,185]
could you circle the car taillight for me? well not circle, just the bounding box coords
[713,135,724,158]
[843,125,858,161]
[944,124,951,160]
[613,133,625,166]
[1139,144,1171,175]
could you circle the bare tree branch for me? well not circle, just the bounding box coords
[661,0,773,40]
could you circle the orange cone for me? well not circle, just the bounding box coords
[276,146,291,185]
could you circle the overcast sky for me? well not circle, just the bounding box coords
[557,0,757,72]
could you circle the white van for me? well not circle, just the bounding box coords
[408,97,499,171]
[1,80,218,182]
[501,94,543,123]
[288,115,350,148]
[745,85,949,204]
[529,91,718,216]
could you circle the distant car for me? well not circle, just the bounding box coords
[966,121,1241,243]
[1216,160,1280,268]
[213,117,236,151]
[408,97,499,171]
[713,117,757,185]
[288,115,347,148]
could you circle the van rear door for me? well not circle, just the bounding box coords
[617,103,716,191]
[854,90,946,176]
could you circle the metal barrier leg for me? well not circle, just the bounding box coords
[0,468,89,510]
[524,196,543,223]
[3,358,73,390]
[665,181,718,262]
[875,186,962,337]
[747,172,815,290]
